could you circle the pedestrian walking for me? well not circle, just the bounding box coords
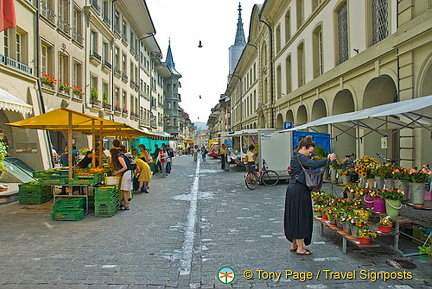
[193,145,199,162]
[284,136,336,255]
[218,144,227,170]
[158,147,168,178]
[201,146,207,162]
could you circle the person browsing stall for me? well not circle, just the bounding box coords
[284,136,336,255]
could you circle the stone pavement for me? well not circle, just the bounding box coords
[0,155,430,288]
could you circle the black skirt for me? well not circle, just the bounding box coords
[283,182,313,245]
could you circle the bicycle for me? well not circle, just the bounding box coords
[244,159,279,190]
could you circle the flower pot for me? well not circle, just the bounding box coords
[409,182,426,205]
[337,169,343,184]
[342,223,350,233]
[375,176,384,189]
[357,237,371,244]
[346,192,354,200]
[385,199,402,217]
[378,225,392,233]
[358,176,366,188]
[364,195,374,209]
[315,211,322,218]
[373,197,386,213]
[350,225,358,237]
[354,209,370,221]
[321,213,328,220]
[367,178,375,189]
[395,180,409,201]
[341,175,351,185]
[384,178,395,189]
[327,214,336,224]
[330,168,337,184]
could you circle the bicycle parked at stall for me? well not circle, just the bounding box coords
[244,159,279,190]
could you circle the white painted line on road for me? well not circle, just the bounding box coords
[179,159,200,276]
[101,265,117,268]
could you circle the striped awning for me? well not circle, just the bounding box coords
[0,88,33,114]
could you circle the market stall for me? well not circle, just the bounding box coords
[7,108,157,220]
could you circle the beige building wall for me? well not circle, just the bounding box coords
[225,0,432,167]
[0,0,169,171]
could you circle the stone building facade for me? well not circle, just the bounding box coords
[223,0,432,167]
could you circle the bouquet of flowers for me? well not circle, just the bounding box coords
[407,165,432,183]
[379,188,404,201]
[377,164,399,179]
[354,156,381,179]
[391,166,410,182]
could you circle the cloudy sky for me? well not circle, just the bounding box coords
[146,0,262,123]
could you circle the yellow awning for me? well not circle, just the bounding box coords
[7,108,156,137]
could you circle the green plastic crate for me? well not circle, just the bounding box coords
[53,198,85,210]
[19,182,51,192]
[75,172,104,179]
[19,195,52,205]
[19,190,52,199]
[69,178,101,185]
[40,178,69,185]
[52,209,84,221]
[94,193,119,204]
[95,204,118,217]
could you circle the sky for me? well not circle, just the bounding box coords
[145,0,262,124]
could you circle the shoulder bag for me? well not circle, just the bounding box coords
[297,155,324,191]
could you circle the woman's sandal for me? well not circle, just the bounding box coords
[124,206,130,210]
[296,249,313,255]
[289,247,298,252]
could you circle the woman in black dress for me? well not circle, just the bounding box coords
[284,136,336,255]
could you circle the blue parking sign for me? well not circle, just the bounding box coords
[283,122,293,129]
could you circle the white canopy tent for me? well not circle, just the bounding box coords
[281,95,432,139]
[280,95,432,164]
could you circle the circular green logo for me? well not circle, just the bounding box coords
[218,266,235,284]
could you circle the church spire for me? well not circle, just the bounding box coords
[234,2,246,46]
[165,39,181,77]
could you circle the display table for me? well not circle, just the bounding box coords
[314,216,380,253]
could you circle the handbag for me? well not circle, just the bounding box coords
[297,155,324,190]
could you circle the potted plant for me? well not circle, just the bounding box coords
[378,216,393,233]
[392,166,410,201]
[380,188,404,217]
[0,136,8,179]
[40,74,57,88]
[407,166,431,205]
[114,104,121,112]
[356,228,377,244]
[370,189,386,213]
[355,156,381,188]
[90,88,98,105]
[72,86,84,98]
[58,82,70,93]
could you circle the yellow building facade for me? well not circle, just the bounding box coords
[225,0,432,167]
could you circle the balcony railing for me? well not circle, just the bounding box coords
[91,0,100,14]
[102,15,111,26]
[114,67,121,76]
[72,29,83,45]
[58,20,71,35]
[103,60,112,70]
[114,24,121,35]
[0,54,33,75]
[40,5,55,24]
[90,51,102,62]
[121,33,128,42]
[121,73,128,82]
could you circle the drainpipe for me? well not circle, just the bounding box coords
[258,14,274,128]
[35,0,55,168]
[138,33,156,129]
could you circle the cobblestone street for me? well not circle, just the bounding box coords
[0,155,430,289]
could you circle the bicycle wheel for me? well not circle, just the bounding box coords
[262,170,279,186]
[245,173,258,190]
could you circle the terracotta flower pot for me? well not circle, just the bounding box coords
[321,213,328,220]
[378,225,392,233]
[357,237,371,244]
